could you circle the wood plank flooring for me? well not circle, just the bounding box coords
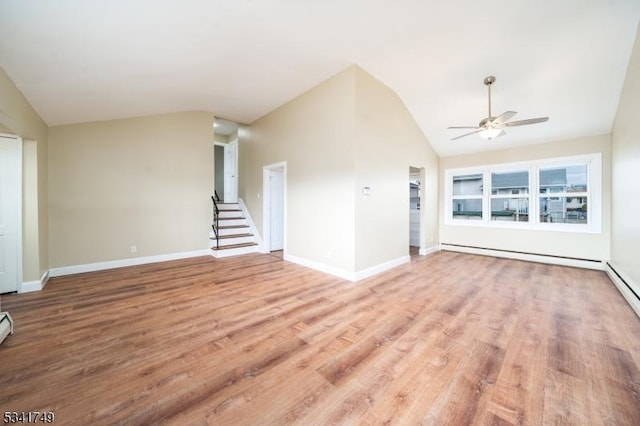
[1,251,639,425]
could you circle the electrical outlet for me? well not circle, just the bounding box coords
[130,245,137,253]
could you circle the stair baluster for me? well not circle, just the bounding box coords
[211,195,220,250]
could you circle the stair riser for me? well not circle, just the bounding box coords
[218,218,247,227]
[211,245,259,258]
[217,204,241,211]
[212,228,250,237]
[212,236,256,246]
[217,211,242,218]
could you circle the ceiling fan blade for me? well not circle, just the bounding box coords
[504,117,549,127]
[447,126,479,129]
[451,128,484,141]
[491,111,517,125]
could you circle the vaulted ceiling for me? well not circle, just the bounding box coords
[1,1,638,156]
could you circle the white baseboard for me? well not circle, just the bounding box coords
[440,243,604,271]
[21,280,42,293]
[284,253,411,282]
[606,263,640,318]
[419,245,439,256]
[49,249,212,278]
[354,255,410,281]
[20,270,50,293]
[284,253,355,281]
[41,270,50,289]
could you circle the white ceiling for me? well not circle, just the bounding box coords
[1,1,638,157]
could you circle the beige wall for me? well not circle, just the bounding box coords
[439,134,611,260]
[353,67,439,270]
[241,67,357,272]
[241,65,439,276]
[214,133,228,143]
[611,25,640,289]
[0,66,48,283]
[49,112,214,268]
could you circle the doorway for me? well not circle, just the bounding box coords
[223,140,238,203]
[409,167,422,256]
[213,118,239,202]
[263,162,286,253]
[0,135,22,294]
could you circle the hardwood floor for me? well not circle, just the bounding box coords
[1,251,639,425]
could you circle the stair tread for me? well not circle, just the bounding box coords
[212,242,258,251]
[218,216,246,220]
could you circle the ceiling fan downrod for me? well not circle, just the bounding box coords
[484,75,495,121]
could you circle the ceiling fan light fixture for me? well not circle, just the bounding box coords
[479,127,502,139]
[448,75,549,141]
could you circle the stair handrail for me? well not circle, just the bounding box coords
[211,195,220,250]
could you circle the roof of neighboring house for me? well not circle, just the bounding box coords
[491,169,567,189]
[492,171,528,189]
[540,168,568,186]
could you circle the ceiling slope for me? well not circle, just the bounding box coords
[1,0,638,156]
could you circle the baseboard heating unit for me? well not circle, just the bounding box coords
[440,243,604,270]
[0,312,14,345]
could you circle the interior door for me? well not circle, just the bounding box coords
[224,140,238,202]
[269,168,284,251]
[0,136,21,294]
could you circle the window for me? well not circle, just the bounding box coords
[444,153,602,233]
[491,170,529,222]
[451,173,483,220]
[539,165,588,224]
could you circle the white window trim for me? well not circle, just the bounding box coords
[444,153,602,234]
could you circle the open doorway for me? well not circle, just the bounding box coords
[409,166,422,257]
[263,162,286,255]
[213,118,239,202]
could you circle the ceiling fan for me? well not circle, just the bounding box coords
[448,76,548,141]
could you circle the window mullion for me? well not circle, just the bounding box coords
[484,170,490,223]
[531,164,538,227]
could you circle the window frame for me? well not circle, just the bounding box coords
[451,173,485,221]
[444,153,602,234]
[489,168,531,223]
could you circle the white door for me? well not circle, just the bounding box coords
[224,140,238,202]
[0,135,21,294]
[269,169,285,251]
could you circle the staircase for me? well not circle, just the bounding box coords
[210,199,259,258]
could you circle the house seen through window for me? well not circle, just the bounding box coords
[445,153,601,233]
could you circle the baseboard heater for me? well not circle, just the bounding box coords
[606,263,640,318]
[0,312,14,345]
[440,243,604,270]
